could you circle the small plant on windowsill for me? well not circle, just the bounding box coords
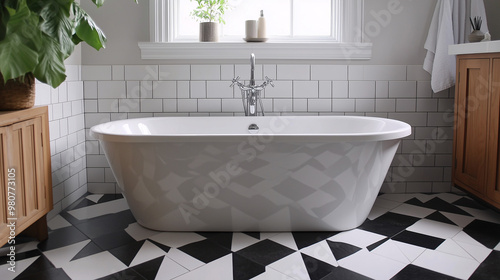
[468,16,484,43]
[190,0,229,42]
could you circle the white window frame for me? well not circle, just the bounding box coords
[138,0,372,60]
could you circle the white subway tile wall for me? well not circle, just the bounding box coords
[82,64,455,194]
[35,65,87,219]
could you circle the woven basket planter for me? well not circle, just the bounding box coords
[0,73,36,111]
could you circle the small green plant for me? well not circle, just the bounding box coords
[190,0,229,24]
[470,16,482,31]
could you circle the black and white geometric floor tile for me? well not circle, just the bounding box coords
[1,193,500,280]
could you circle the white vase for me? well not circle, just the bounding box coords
[199,22,219,42]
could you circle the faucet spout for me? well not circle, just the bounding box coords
[250,53,256,86]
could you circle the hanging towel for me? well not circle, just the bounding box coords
[423,0,489,93]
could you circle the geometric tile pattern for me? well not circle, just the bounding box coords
[1,192,499,280]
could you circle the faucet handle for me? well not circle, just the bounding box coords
[264,76,275,87]
[230,76,241,88]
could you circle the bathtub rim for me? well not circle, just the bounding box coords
[90,115,411,143]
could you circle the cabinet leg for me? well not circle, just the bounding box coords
[22,215,49,241]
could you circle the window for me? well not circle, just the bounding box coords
[139,0,371,60]
[174,0,338,42]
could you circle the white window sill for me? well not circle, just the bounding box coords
[138,42,372,61]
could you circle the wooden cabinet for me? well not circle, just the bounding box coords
[0,106,53,246]
[453,52,500,209]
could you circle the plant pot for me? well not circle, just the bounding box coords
[468,30,484,43]
[199,22,219,42]
[0,73,36,111]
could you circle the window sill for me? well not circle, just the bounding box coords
[138,42,372,61]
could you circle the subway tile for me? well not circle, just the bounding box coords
[311,65,348,80]
[163,99,177,112]
[437,98,454,112]
[222,99,243,112]
[177,81,190,98]
[417,81,433,98]
[198,99,221,112]
[60,118,68,136]
[81,66,112,81]
[72,100,83,115]
[53,103,63,120]
[221,65,235,80]
[293,99,308,112]
[65,65,80,81]
[293,81,318,98]
[112,65,125,80]
[235,64,262,81]
[332,99,355,112]
[49,120,60,141]
[68,115,85,134]
[140,81,153,98]
[64,174,80,195]
[349,81,376,98]
[51,88,59,104]
[319,81,332,98]
[87,183,117,194]
[67,81,83,101]
[407,65,431,81]
[85,113,111,128]
[417,99,438,112]
[63,102,72,118]
[141,99,163,112]
[207,81,233,98]
[119,99,140,113]
[191,65,220,80]
[153,81,176,98]
[55,137,68,154]
[178,99,198,112]
[263,65,277,79]
[85,100,98,113]
[98,81,126,99]
[309,99,332,112]
[349,65,406,81]
[333,81,348,98]
[127,113,153,119]
[376,99,396,112]
[407,182,433,193]
[265,81,292,98]
[125,65,159,80]
[277,65,310,80]
[159,65,190,80]
[427,112,453,127]
[98,99,119,112]
[356,99,375,112]
[396,99,416,112]
[126,81,141,99]
[376,81,389,98]
[59,83,68,102]
[389,81,417,98]
[190,81,206,98]
[274,99,293,112]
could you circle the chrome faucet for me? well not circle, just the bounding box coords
[231,53,274,116]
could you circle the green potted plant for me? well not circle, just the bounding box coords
[0,0,137,111]
[190,0,229,42]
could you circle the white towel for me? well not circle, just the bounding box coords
[423,0,489,93]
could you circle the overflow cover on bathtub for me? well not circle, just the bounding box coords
[248,123,259,133]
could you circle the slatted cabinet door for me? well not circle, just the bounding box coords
[9,117,48,232]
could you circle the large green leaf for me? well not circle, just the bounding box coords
[0,34,39,81]
[0,0,40,81]
[28,0,75,58]
[0,6,10,41]
[33,34,66,88]
[72,2,106,50]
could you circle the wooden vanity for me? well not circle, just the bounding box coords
[0,106,53,246]
[450,41,500,209]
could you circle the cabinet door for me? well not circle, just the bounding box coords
[9,117,48,231]
[453,58,490,195]
[487,58,500,205]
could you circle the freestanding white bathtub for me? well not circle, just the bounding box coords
[90,116,411,231]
